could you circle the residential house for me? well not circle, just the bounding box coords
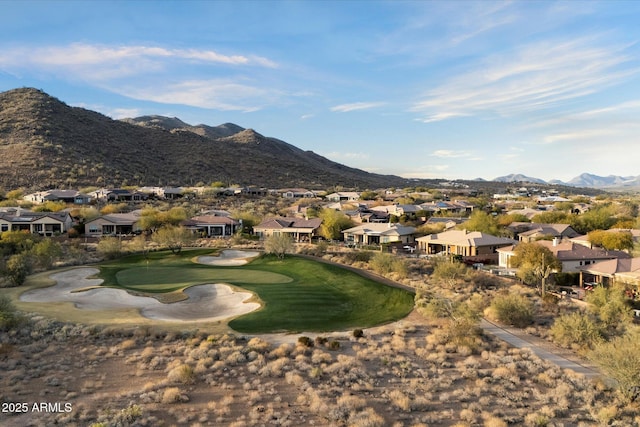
[342,223,417,246]
[506,222,581,242]
[325,192,360,202]
[24,189,91,205]
[273,188,318,199]
[424,217,467,230]
[0,208,73,236]
[417,230,516,260]
[84,212,142,236]
[419,200,474,215]
[182,215,240,237]
[580,257,640,288]
[498,239,630,273]
[254,217,322,242]
[370,204,422,217]
[90,188,149,202]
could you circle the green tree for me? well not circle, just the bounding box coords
[0,294,23,330]
[587,230,634,251]
[432,259,469,289]
[572,205,617,234]
[589,331,640,402]
[318,208,354,240]
[488,292,535,328]
[31,239,62,270]
[549,312,604,349]
[359,191,378,200]
[496,213,531,228]
[152,226,193,255]
[459,211,500,235]
[585,285,633,332]
[3,253,33,287]
[97,237,123,259]
[264,233,293,259]
[531,211,571,224]
[511,242,561,294]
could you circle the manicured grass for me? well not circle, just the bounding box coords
[227,255,415,333]
[96,249,414,333]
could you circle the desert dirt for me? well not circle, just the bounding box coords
[1,250,633,426]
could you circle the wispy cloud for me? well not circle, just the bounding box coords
[112,79,280,112]
[412,36,637,123]
[431,149,474,158]
[542,128,619,144]
[0,43,277,73]
[330,102,385,112]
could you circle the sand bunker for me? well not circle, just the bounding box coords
[197,250,260,266]
[20,267,260,323]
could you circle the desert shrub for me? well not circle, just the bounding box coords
[369,252,406,277]
[96,237,122,259]
[2,252,33,287]
[167,364,195,384]
[549,312,604,349]
[297,336,314,347]
[0,295,23,330]
[161,387,185,403]
[327,340,340,350]
[589,331,640,402]
[586,285,633,332]
[432,258,469,289]
[353,329,364,338]
[487,292,534,328]
[315,336,328,346]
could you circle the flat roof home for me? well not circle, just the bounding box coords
[182,215,240,237]
[0,208,73,236]
[417,230,516,259]
[342,223,417,246]
[84,212,142,236]
[254,217,322,242]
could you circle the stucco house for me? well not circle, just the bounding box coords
[84,212,142,236]
[506,222,581,242]
[0,208,73,236]
[182,215,240,237]
[579,257,640,288]
[498,239,630,273]
[254,217,322,242]
[24,189,91,205]
[342,223,417,246]
[417,230,516,259]
[325,192,360,202]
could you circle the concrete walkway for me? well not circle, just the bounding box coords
[481,318,601,378]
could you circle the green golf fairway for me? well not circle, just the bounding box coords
[96,249,414,332]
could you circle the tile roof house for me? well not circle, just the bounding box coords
[417,230,516,258]
[182,215,240,237]
[0,208,73,236]
[325,192,361,202]
[579,257,640,287]
[254,217,322,242]
[84,212,142,236]
[498,239,630,273]
[24,189,91,205]
[342,223,417,246]
[506,222,581,242]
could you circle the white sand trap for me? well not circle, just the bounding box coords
[197,250,260,266]
[20,268,260,323]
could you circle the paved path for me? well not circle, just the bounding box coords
[481,318,601,378]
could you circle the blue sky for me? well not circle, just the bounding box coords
[2,0,640,183]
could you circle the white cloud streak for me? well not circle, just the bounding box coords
[412,36,637,123]
[330,102,385,112]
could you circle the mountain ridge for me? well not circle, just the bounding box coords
[0,87,414,190]
[493,172,640,189]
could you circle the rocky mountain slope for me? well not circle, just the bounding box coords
[0,88,411,190]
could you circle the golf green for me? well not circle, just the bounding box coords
[97,249,414,332]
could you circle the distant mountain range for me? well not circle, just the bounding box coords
[0,88,414,190]
[493,173,640,189]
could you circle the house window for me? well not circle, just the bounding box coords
[1,224,8,232]
[89,225,99,233]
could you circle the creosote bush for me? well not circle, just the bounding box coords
[487,291,535,328]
